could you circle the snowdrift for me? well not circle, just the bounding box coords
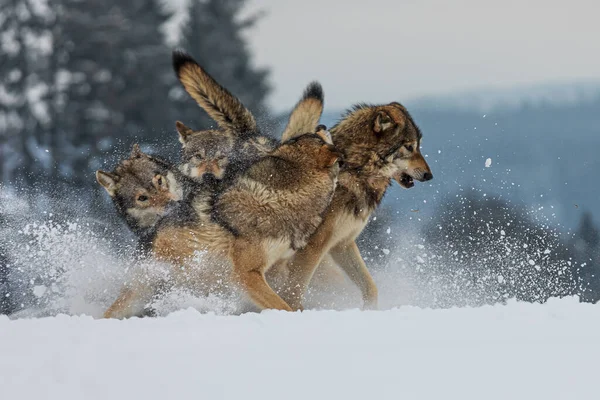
[1,297,598,400]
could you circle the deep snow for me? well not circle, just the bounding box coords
[1,297,598,400]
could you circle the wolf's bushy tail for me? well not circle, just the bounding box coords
[281,82,324,142]
[173,49,257,136]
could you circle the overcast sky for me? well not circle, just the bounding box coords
[242,0,600,111]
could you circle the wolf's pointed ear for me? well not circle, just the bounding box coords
[373,111,394,133]
[130,143,143,158]
[176,121,194,145]
[96,170,119,196]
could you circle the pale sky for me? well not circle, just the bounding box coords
[243,0,600,111]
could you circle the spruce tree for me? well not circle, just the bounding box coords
[53,0,175,188]
[0,0,57,186]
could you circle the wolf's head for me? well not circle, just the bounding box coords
[384,103,432,188]
[176,121,235,183]
[331,102,432,189]
[392,141,433,189]
[96,145,186,234]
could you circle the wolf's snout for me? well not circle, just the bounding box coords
[422,172,433,181]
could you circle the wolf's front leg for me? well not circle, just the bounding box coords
[103,282,155,319]
[329,241,378,310]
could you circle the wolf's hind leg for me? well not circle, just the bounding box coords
[231,240,292,312]
[279,218,336,311]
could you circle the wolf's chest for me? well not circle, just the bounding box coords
[331,212,370,244]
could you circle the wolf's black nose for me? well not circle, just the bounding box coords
[423,172,433,181]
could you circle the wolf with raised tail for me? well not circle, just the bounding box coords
[172,50,325,186]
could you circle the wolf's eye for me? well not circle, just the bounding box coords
[157,176,163,186]
[404,144,414,152]
[137,195,149,202]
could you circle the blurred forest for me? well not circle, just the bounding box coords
[1,0,600,314]
[0,0,270,192]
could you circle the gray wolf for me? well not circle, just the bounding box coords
[278,102,433,310]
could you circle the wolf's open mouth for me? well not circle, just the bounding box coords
[397,172,414,189]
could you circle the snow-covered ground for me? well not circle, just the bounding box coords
[1,297,598,400]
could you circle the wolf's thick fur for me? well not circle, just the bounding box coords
[95,145,197,246]
[279,102,432,310]
[281,82,324,141]
[176,120,279,186]
[97,133,340,318]
[173,50,257,136]
[171,50,341,296]
[173,50,324,186]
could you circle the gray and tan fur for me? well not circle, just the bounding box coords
[172,59,337,291]
[173,48,325,185]
[173,49,257,136]
[281,83,325,141]
[95,145,196,244]
[278,102,433,311]
[97,132,340,318]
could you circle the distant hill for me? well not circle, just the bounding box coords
[408,80,600,112]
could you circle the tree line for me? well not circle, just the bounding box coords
[0,0,270,192]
